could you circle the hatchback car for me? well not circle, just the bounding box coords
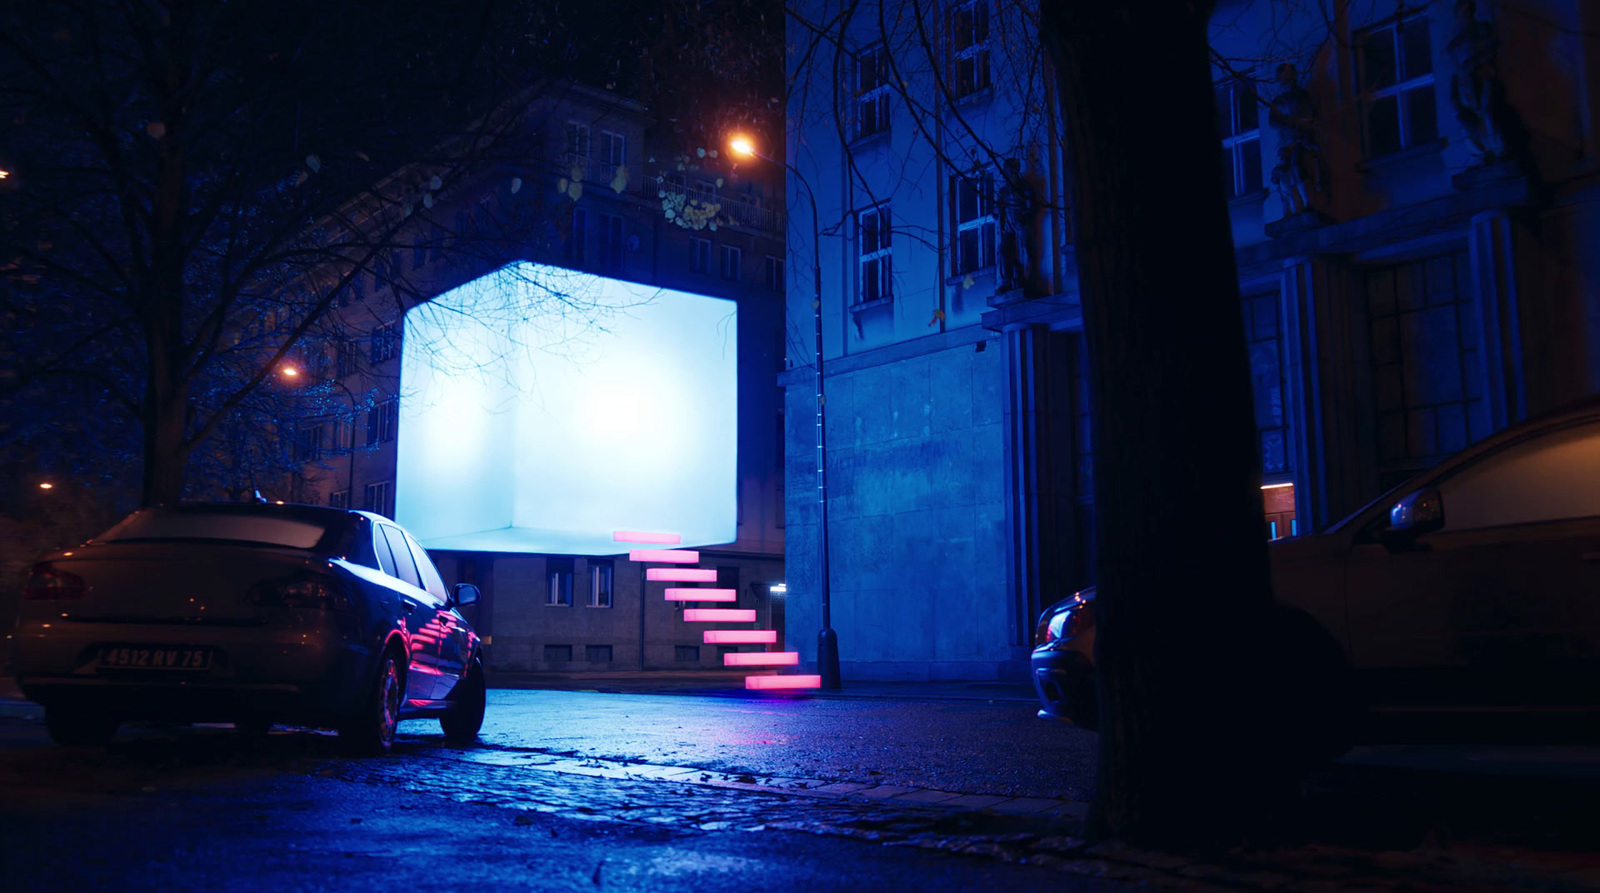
[1034,395,1600,738]
[10,502,485,752]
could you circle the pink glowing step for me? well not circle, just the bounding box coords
[746,675,823,690]
[612,531,682,544]
[703,630,777,644]
[663,587,736,602]
[723,652,800,667]
[629,549,699,563]
[682,608,756,622]
[647,567,717,583]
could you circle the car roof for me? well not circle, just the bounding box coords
[149,501,366,523]
[1326,393,1600,532]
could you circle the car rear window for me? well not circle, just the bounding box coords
[95,510,331,549]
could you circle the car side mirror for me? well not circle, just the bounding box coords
[1380,487,1444,551]
[452,582,481,607]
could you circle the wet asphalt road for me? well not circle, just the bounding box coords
[0,688,1110,892]
[469,688,1097,802]
[7,687,1600,892]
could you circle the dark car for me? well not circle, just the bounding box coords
[1034,396,1600,737]
[10,503,486,752]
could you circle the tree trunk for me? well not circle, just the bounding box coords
[1039,0,1284,848]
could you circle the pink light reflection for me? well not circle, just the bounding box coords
[745,675,823,690]
[723,652,800,666]
[682,608,756,622]
[612,531,682,544]
[703,630,777,644]
[664,587,736,602]
[647,568,718,582]
[629,549,700,563]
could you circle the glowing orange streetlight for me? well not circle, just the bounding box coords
[280,364,300,378]
[38,482,54,490]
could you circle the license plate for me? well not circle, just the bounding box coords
[96,645,214,671]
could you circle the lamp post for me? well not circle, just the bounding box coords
[280,363,361,507]
[730,135,841,690]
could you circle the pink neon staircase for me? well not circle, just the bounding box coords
[613,530,821,690]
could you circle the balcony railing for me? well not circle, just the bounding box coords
[645,174,783,235]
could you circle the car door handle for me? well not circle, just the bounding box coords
[402,601,417,613]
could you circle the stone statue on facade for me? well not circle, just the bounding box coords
[996,157,1038,294]
[1448,0,1516,165]
[1267,62,1326,216]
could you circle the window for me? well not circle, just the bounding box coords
[363,480,394,519]
[566,206,587,265]
[369,323,399,364]
[854,44,891,139]
[403,531,448,600]
[691,237,711,274]
[544,644,574,663]
[1243,292,1290,475]
[565,122,590,162]
[674,645,700,662]
[586,645,613,662]
[598,130,626,180]
[690,178,718,207]
[331,416,355,454]
[380,525,421,589]
[949,174,995,276]
[294,424,323,463]
[949,1,991,99]
[328,489,350,510]
[547,557,573,607]
[765,256,784,293]
[720,245,742,281]
[588,562,613,608]
[1366,251,1489,488]
[716,566,741,600]
[1216,78,1263,198]
[1357,13,1437,157]
[858,204,892,303]
[336,339,359,378]
[598,212,624,271]
[366,398,397,445]
[1439,423,1600,531]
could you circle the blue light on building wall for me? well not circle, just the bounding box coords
[395,261,737,554]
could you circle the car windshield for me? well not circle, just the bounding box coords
[94,508,333,549]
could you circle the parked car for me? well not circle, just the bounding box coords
[9,502,485,752]
[1034,396,1600,738]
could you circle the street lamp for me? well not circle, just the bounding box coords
[729,133,841,690]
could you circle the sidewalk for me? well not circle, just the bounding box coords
[484,669,1039,703]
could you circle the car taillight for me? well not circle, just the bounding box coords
[1038,602,1093,646]
[23,564,86,600]
[1063,601,1093,638]
[248,576,351,611]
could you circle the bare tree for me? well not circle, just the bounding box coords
[779,0,1351,847]
[0,0,635,507]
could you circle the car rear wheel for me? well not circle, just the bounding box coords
[341,650,403,755]
[440,659,486,743]
[45,706,119,747]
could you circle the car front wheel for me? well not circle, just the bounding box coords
[440,659,486,743]
[45,706,119,747]
[341,650,403,755]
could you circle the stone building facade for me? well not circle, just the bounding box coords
[783,0,1600,680]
